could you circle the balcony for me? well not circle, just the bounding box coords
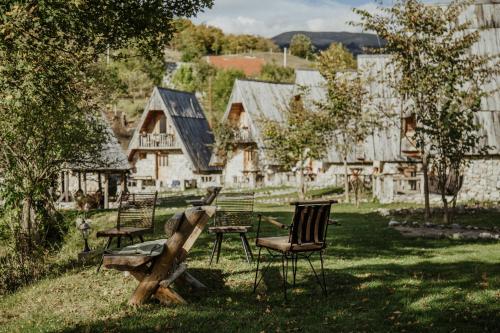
[234,128,254,144]
[138,133,180,149]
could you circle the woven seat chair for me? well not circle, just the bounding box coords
[96,192,158,272]
[253,200,337,299]
[208,192,255,264]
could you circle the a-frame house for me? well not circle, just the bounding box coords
[128,87,221,191]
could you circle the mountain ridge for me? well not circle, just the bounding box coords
[271,31,383,55]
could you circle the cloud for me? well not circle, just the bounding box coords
[193,0,380,37]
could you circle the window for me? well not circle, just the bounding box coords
[128,180,137,188]
[201,176,213,183]
[159,115,167,133]
[159,154,168,167]
[139,153,147,160]
[142,179,155,187]
[403,114,417,135]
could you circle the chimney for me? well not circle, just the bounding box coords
[283,47,288,68]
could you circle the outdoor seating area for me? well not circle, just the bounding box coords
[94,189,337,305]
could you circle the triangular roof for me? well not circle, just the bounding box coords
[129,87,219,173]
[222,79,294,165]
[68,116,130,172]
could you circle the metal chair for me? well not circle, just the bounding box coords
[96,192,158,272]
[253,200,337,299]
[208,192,255,264]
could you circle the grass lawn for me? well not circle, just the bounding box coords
[0,201,499,333]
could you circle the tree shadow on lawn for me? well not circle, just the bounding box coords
[56,260,499,333]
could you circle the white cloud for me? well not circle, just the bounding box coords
[193,0,380,37]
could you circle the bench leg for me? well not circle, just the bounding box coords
[139,235,144,243]
[240,233,253,264]
[209,234,219,265]
[117,236,121,248]
[97,237,113,273]
[215,233,223,264]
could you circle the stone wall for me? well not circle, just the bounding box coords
[458,157,500,202]
[129,151,219,191]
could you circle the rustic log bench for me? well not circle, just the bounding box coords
[186,186,222,207]
[102,206,215,306]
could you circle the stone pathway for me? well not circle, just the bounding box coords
[388,221,500,240]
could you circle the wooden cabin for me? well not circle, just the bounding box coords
[215,79,296,188]
[128,87,221,191]
[361,0,500,203]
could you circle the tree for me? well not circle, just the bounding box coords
[316,43,357,82]
[261,90,329,199]
[258,62,295,83]
[355,0,498,222]
[171,21,279,59]
[172,65,199,93]
[211,69,246,119]
[0,0,213,248]
[112,49,165,103]
[289,34,314,59]
[316,72,378,205]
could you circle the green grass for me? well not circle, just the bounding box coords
[0,201,499,333]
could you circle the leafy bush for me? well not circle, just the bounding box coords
[258,62,295,83]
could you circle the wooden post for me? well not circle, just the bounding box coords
[64,171,70,202]
[120,173,127,193]
[98,172,102,192]
[83,172,87,195]
[103,173,109,209]
[77,172,82,192]
[128,206,215,306]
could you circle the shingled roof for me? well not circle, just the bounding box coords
[68,116,130,172]
[129,87,219,173]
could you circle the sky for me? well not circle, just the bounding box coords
[193,0,444,37]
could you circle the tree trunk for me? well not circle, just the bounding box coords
[442,193,449,224]
[344,158,349,203]
[22,197,32,233]
[296,168,305,200]
[422,152,431,221]
[21,196,36,246]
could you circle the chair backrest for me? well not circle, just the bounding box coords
[117,192,158,230]
[288,200,334,247]
[214,192,254,227]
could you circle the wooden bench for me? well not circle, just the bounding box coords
[103,206,216,306]
[96,192,158,272]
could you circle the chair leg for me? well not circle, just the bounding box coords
[320,251,327,296]
[97,237,113,273]
[292,253,298,288]
[216,233,223,264]
[253,247,262,293]
[242,233,254,261]
[306,254,327,296]
[240,233,252,264]
[209,233,219,265]
[139,235,144,243]
[117,236,121,248]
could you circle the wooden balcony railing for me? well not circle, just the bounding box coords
[138,133,179,149]
[234,128,254,143]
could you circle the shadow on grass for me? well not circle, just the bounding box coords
[55,259,500,333]
[44,205,500,332]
